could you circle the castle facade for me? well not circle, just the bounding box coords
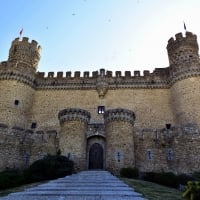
[0,32,200,174]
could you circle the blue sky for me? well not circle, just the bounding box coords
[0,0,200,75]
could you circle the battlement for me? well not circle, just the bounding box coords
[167,32,197,46]
[11,37,41,50]
[58,108,91,124]
[104,108,135,125]
[167,32,199,66]
[8,37,41,70]
[36,68,169,79]
[34,68,170,91]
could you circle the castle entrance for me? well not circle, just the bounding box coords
[89,143,103,169]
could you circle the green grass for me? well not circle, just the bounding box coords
[121,178,185,200]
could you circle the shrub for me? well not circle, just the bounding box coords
[177,174,193,185]
[143,172,179,188]
[192,172,200,181]
[120,167,139,179]
[0,170,25,190]
[24,154,74,183]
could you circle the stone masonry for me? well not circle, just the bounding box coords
[0,32,200,174]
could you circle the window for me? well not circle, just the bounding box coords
[117,152,121,162]
[167,149,173,160]
[14,99,19,106]
[98,106,105,114]
[31,122,37,129]
[147,150,153,160]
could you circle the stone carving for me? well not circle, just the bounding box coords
[96,73,109,98]
[86,123,105,138]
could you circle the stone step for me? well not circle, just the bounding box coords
[0,170,147,200]
[27,186,133,191]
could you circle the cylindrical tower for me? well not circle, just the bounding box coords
[167,32,200,126]
[104,108,135,174]
[58,108,91,171]
[8,37,41,71]
[0,37,41,128]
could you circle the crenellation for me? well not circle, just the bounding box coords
[134,70,140,76]
[92,71,98,78]
[84,71,89,77]
[74,71,80,77]
[175,32,183,40]
[48,72,54,78]
[100,68,105,76]
[37,72,45,78]
[106,70,112,77]
[22,37,29,42]
[31,39,38,47]
[115,71,121,77]
[57,71,63,78]
[143,70,150,76]
[153,68,169,76]
[66,71,72,78]
[125,71,131,77]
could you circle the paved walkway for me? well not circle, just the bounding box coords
[0,170,147,200]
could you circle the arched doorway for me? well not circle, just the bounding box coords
[89,143,103,169]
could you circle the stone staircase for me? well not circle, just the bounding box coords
[0,170,147,200]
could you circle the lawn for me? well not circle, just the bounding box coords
[122,178,185,200]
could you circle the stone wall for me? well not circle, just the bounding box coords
[135,124,200,174]
[0,124,58,171]
[30,87,173,131]
[0,80,34,128]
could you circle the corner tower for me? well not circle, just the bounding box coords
[8,37,41,72]
[167,32,200,126]
[0,37,41,128]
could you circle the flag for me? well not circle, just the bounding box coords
[183,22,187,31]
[19,28,23,36]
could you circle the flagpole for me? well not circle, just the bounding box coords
[19,28,23,38]
[183,22,187,33]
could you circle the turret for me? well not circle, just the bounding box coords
[8,37,41,71]
[168,32,200,127]
[0,37,41,128]
[58,108,91,171]
[167,32,199,67]
[104,108,135,174]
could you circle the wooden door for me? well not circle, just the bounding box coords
[89,143,103,169]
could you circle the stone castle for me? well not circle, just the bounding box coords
[0,31,200,174]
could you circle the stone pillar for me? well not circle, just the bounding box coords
[104,108,135,174]
[58,108,90,171]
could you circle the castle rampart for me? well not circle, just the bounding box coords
[135,123,200,174]
[0,123,58,171]
[0,32,200,174]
